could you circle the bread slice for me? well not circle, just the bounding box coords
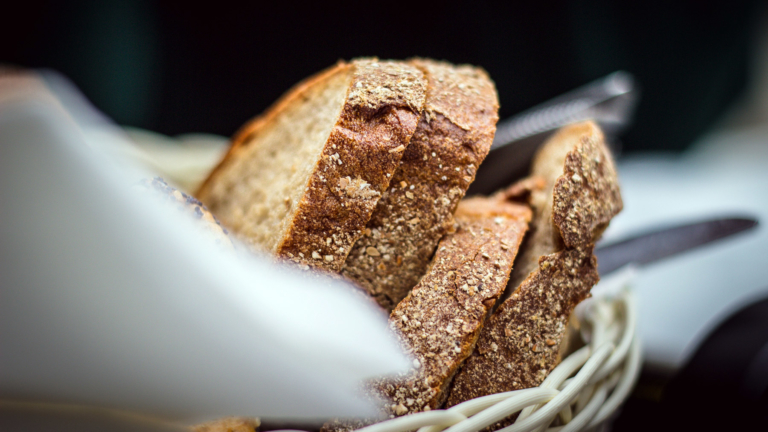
[340,59,499,310]
[378,196,530,415]
[196,59,426,271]
[446,121,622,416]
[321,196,530,432]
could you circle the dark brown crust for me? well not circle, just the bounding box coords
[340,58,499,311]
[446,247,598,409]
[321,198,529,432]
[197,59,426,271]
[444,122,622,430]
[551,123,623,247]
[371,197,530,417]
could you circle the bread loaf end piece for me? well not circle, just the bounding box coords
[373,196,530,416]
[446,122,622,419]
[197,59,426,271]
[341,59,499,310]
[509,121,622,287]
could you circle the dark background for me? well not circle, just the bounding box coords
[3,0,764,152]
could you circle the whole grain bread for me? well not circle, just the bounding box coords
[340,59,499,311]
[378,196,530,415]
[446,121,622,422]
[322,196,530,432]
[197,59,426,271]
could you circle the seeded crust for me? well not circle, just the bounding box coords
[141,177,233,250]
[508,121,623,288]
[192,417,260,432]
[446,248,598,408]
[197,59,426,271]
[380,197,530,414]
[340,59,499,311]
[321,197,530,432]
[445,122,623,427]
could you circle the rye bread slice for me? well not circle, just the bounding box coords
[341,58,499,310]
[321,196,530,432]
[197,59,426,271]
[445,122,623,426]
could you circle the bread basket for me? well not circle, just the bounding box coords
[129,131,641,432]
[341,281,639,432]
[259,268,638,432]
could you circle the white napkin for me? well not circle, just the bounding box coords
[0,73,409,422]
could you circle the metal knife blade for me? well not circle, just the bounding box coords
[596,217,759,275]
[468,71,639,195]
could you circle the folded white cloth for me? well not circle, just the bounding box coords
[0,71,408,422]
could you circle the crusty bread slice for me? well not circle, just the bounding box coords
[197,59,426,271]
[446,121,622,419]
[340,59,499,310]
[378,196,530,415]
[321,196,530,432]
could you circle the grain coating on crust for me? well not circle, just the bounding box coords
[321,198,529,432]
[508,121,622,292]
[446,247,598,408]
[196,59,426,272]
[341,59,499,311]
[373,198,530,417]
[444,122,622,430]
[551,124,622,248]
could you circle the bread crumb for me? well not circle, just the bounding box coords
[406,191,414,199]
[325,255,334,262]
[400,181,407,188]
[389,145,406,153]
[366,247,381,256]
[312,251,322,260]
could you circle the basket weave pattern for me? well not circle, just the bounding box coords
[349,288,640,432]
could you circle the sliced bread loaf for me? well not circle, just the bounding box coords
[340,59,499,310]
[197,59,426,271]
[446,121,623,417]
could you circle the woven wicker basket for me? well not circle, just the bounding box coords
[271,272,640,432]
[339,277,640,432]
